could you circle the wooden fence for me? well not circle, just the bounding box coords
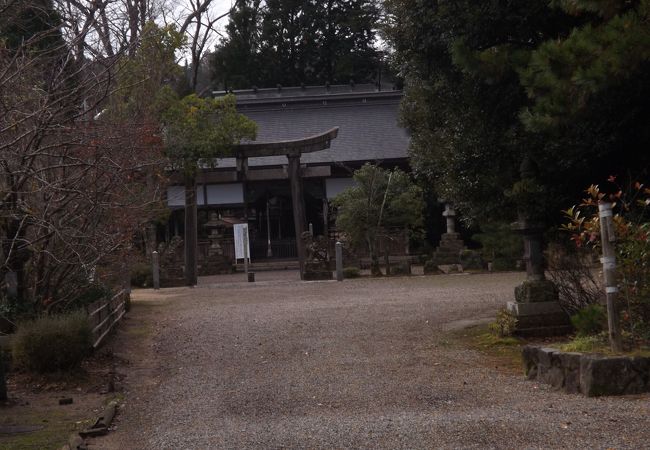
[87,289,129,349]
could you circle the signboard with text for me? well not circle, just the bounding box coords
[233,223,250,259]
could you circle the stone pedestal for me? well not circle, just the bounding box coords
[431,233,465,265]
[303,261,333,281]
[507,286,572,337]
[509,220,571,337]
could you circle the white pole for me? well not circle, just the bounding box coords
[598,202,623,352]
[244,226,249,276]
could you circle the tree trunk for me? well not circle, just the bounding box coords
[184,174,198,286]
[367,234,382,277]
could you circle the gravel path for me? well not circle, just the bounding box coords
[94,272,650,449]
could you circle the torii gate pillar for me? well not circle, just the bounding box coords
[288,153,307,279]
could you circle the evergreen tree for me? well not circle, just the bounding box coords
[211,0,379,89]
[384,0,649,224]
[314,0,379,84]
[212,0,264,89]
[258,0,320,86]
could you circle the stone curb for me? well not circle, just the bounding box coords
[78,401,118,438]
[522,345,650,396]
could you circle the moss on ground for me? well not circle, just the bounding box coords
[0,408,90,450]
[451,325,525,374]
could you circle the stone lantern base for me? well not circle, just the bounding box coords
[507,280,572,337]
[431,232,465,265]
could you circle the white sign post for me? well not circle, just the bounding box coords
[233,223,251,274]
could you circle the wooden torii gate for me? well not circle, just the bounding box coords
[233,127,339,280]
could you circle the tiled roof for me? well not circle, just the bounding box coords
[215,90,409,168]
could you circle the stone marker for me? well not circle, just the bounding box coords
[152,251,160,290]
[335,242,343,281]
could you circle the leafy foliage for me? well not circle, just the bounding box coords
[162,94,257,176]
[332,164,423,275]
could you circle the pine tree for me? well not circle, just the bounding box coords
[519,0,650,129]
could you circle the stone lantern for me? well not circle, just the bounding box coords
[506,157,571,336]
[430,200,465,268]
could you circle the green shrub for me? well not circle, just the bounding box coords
[488,308,518,337]
[12,311,92,373]
[343,267,360,279]
[130,262,153,288]
[459,249,484,270]
[571,304,606,337]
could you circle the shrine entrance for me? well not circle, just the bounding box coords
[183,127,339,282]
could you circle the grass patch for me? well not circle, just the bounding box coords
[557,334,650,357]
[559,335,604,353]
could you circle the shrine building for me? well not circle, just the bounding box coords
[165,83,409,262]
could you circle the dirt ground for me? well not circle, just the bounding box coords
[80,271,650,449]
[0,344,120,449]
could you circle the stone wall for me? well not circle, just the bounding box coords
[522,346,650,396]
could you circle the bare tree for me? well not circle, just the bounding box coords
[165,0,238,93]
[1,2,166,313]
[53,0,166,58]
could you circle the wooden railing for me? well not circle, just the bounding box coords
[86,290,128,349]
